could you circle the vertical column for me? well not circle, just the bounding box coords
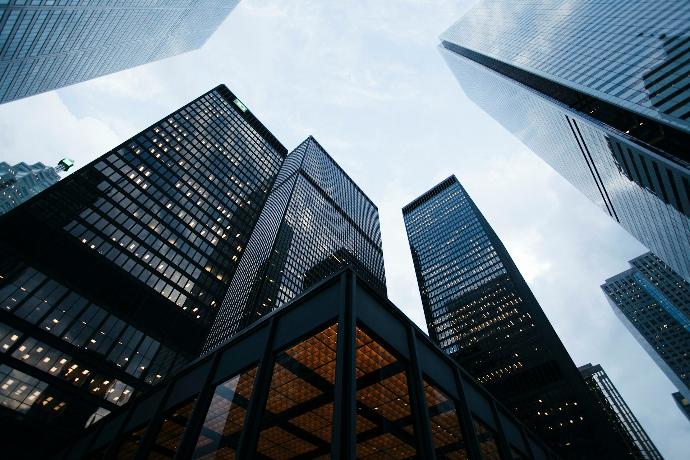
[406,325,436,459]
[174,351,224,459]
[453,369,483,460]
[489,401,514,460]
[132,380,177,460]
[235,316,278,458]
[332,271,357,459]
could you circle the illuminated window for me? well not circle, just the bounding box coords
[192,366,258,459]
[355,326,417,458]
[423,379,468,459]
[256,324,338,458]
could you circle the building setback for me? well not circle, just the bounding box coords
[56,269,557,460]
[0,1,239,103]
[0,84,286,457]
[602,252,690,410]
[439,0,690,282]
[578,363,662,460]
[0,158,73,215]
[403,176,629,458]
[204,136,386,353]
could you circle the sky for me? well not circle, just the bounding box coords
[0,0,688,457]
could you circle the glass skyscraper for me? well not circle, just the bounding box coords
[0,158,73,215]
[440,0,690,282]
[204,136,386,353]
[0,0,239,104]
[0,84,286,457]
[602,252,690,409]
[403,176,629,458]
[578,363,662,460]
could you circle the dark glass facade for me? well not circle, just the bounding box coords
[58,269,557,460]
[672,391,690,423]
[0,0,239,103]
[0,159,71,215]
[0,84,286,457]
[204,136,386,353]
[578,363,661,459]
[403,176,629,458]
[440,1,690,283]
[602,252,690,402]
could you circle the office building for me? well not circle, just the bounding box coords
[0,84,286,457]
[0,158,73,215]
[203,136,386,353]
[58,269,556,460]
[403,176,629,458]
[0,1,239,103]
[578,363,662,459]
[439,0,690,282]
[602,252,690,402]
[672,391,690,422]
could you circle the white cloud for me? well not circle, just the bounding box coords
[0,91,120,171]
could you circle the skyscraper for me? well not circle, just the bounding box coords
[672,391,690,422]
[602,252,690,404]
[0,1,239,103]
[578,363,662,459]
[403,176,629,458]
[204,136,386,353]
[0,84,286,457]
[0,158,73,215]
[439,0,690,282]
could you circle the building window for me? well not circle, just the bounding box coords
[355,326,417,457]
[473,417,500,460]
[192,365,258,458]
[423,378,468,459]
[150,397,199,458]
[256,323,338,458]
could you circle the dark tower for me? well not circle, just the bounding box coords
[204,136,386,353]
[0,84,286,457]
[578,363,662,459]
[403,176,629,458]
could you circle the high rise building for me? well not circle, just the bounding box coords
[57,269,556,460]
[578,363,662,459]
[204,136,386,353]
[602,252,690,404]
[0,158,73,215]
[439,0,690,282]
[0,84,286,457]
[403,176,629,458]
[672,391,690,422]
[0,1,239,104]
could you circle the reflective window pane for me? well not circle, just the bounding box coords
[423,379,468,459]
[473,417,500,460]
[192,366,258,459]
[113,424,148,459]
[150,397,198,459]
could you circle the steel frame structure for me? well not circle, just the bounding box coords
[58,269,557,460]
